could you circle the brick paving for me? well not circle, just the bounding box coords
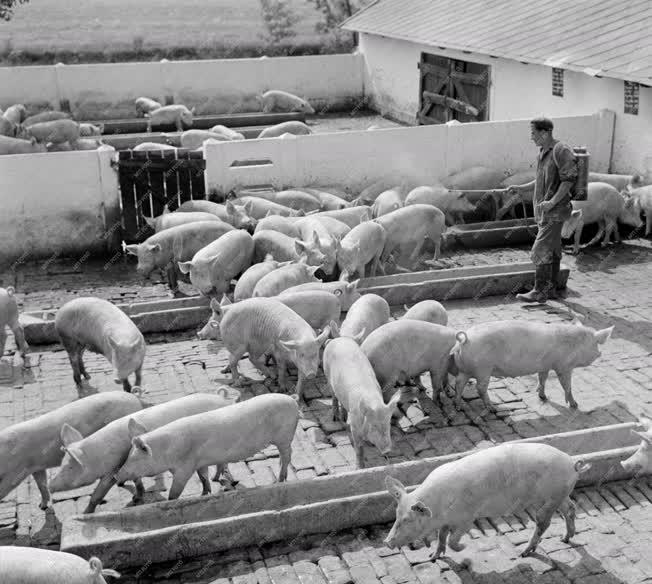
[0,239,651,583]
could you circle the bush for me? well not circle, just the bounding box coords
[258,0,299,44]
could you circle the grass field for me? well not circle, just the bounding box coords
[0,0,357,64]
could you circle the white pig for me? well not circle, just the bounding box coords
[255,214,302,238]
[252,229,326,267]
[405,186,475,225]
[74,138,106,150]
[590,172,643,191]
[339,293,390,344]
[145,104,195,132]
[23,118,81,146]
[2,103,26,124]
[358,178,403,205]
[302,188,350,211]
[0,286,28,360]
[133,141,178,152]
[209,124,245,141]
[178,199,257,231]
[385,443,591,558]
[324,334,401,468]
[235,196,305,219]
[294,217,340,275]
[311,206,372,229]
[620,416,652,474]
[0,392,144,510]
[252,259,322,298]
[218,297,331,398]
[625,184,652,236]
[402,300,448,326]
[281,279,361,311]
[258,120,313,139]
[305,215,351,240]
[441,166,508,190]
[0,547,120,583]
[450,319,614,412]
[337,221,387,280]
[259,90,316,114]
[143,210,224,232]
[178,229,254,296]
[274,189,322,212]
[135,96,163,116]
[233,254,292,302]
[22,110,71,126]
[180,129,231,149]
[371,187,403,218]
[0,116,16,137]
[0,134,47,155]
[55,297,147,393]
[49,392,235,513]
[79,122,104,136]
[276,290,342,331]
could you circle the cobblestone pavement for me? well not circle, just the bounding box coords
[0,239,651,583]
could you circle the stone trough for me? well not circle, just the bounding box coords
[59,422,648,568]
[444,218,539,249]
[20,262,569,345]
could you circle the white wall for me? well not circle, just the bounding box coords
[0,149,119,266]
[358,33,652,176]
[0,54,365,120]
[204,111,614,195]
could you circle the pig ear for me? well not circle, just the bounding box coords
[279,339,299,354]
[295,208,306,217]
[210,298,221,313]
[225,200,235,213]
[89,557,120,579]
[162,206,170,215]
[60,423,84,447]
[133,435,153,456]
[639,416,652,432]
[411,501,432,518]
[329,320,340,339]
[571,210,581,219]
[594,325,614,345]
[243,201,253,214]
[387,389,402,412]
[147,243,162,253]
[127,417,149,440]
[316,325,331,346]
[124,244,140,256]
[632,430,652,445]
[178,260,193,274]
[347,279,361,291]
[312,230,320,246]
[352,327,366,344]
[264,253,274,262]
[295,240,307,254]
[220,294,232,307]
[385,476,406,500]
[265,210,273,218]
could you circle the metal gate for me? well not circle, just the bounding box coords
[116,149,207,243]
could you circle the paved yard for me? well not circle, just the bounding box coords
[0,239,651,583]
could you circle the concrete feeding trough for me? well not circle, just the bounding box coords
[20,262,568,344]
[444,218,538,249]
[59,422,648,568]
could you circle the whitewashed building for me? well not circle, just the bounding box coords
[341,0,652,175]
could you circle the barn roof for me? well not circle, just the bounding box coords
[341,0,652,85]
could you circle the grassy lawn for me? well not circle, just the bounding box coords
[0,0,357,64]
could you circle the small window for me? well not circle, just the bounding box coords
[624,81,639,115]
[552,68,564,97]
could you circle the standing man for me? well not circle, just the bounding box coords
[508,117,578,303]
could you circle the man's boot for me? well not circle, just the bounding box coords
[548,255,564,299]
[516,263,551,303]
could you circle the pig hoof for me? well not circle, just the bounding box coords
[39,501,50,511]
[537,391,547,402]
[569,401,579,410]
[220,365,231,374]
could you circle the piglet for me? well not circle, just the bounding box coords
[143,210,224,232]
[402,300,448,326]
[302,188,350,211]
[180,129,231,149]
[22,110,71,126]
[23,119,81,146]
[0,547,120,583]
[371,187,403,218]
[304,215,351,240]
[294,218,340,275]
[274,189,322,212]
[450,319,614,412]
[620,416,652,474]
[339,293,390,344]
[252,229,326,266]
[178,199,257,231]
[2,103,26,124]
[385,443,591,558]
[404,186,475,225]
[0,135,47,155]
[253,257,322,298]
[145,104,195,132]
[0,392,144,510]
[626,184,652,236]
[311,206,372,229]
[115,393,299,499]
[209,124,245,141]
[255,214,302,238]
[0,286,28,360]
[0,116,16,137]
[49,392,235,513]
[235,196,305,219]
[338,220,387,279]
[281,279,361,310]
[133,141,177,152]
[55,297,147,393]
[79,122,104,136]
[259,90,315,114]
[233,254,288,302]
[135,96,163,116]
[258,121,313,139]
[324,333,400,468]
[276,290,341,331]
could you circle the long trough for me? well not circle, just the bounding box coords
[444,218,538,249]
[59,422,648,568]
[20,262,568,345]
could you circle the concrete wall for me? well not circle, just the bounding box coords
[0,149,120,266]
[204,110,614,195]
[0,54,365,120]
[358,33,652,176]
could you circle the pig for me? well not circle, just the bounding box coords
[135,96,163,116]
[337,220,387,280]
[55,297,147,393]
[49,392,235,513]
[0,547,120,583]
[358,178,403,205]
[620,416,652,474]
[0,134,47,154]
[0,116,16,137]
[252,259,322,298]
[254,214,302,238]
[47,141,72,152]
[589,172,643,191]
[374,204,446,268]
[497,181,535,220]
[371,187,404,218]
[450,319,614,412]
[123,221,232,292]
[252,229,326,266]
[217,297,330,398]
[145,104,195,132]
[274,189,322,212]
[0,392,144,510]
[323,334,401,468]
[233,254,292,302]
[384,443,591,558]
[402,300,448,326]
[143,210,224,232]
[311,206,372,229]
[79,122,104,136]
[209,124,245,141]
[445,119,461,125]
[177,229,254,296]
[259,90,316,114]
[441,166,509,190]
[280,132,296,139]
[178,199,257,231]
[234,196,304,219]
[305,184,354,202]
[361,320,457,404]
[74,138,105,150]
[561,182,643,254]
[280,279,361,311]
[305,215,351,240]
[115,394,299,499]
[302,188,350,210]
[294,217,340,275]
[23,118,80,146]
[405,186,475,225]
[133,141,178,151]
[0,286,29,360]
[22,110,71,126]
[339,293,390,344]
[276,290,342,331]
[258,120,313,139]
[625,184,652,236]
[180,129,231,149]
[2,103,26,124]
